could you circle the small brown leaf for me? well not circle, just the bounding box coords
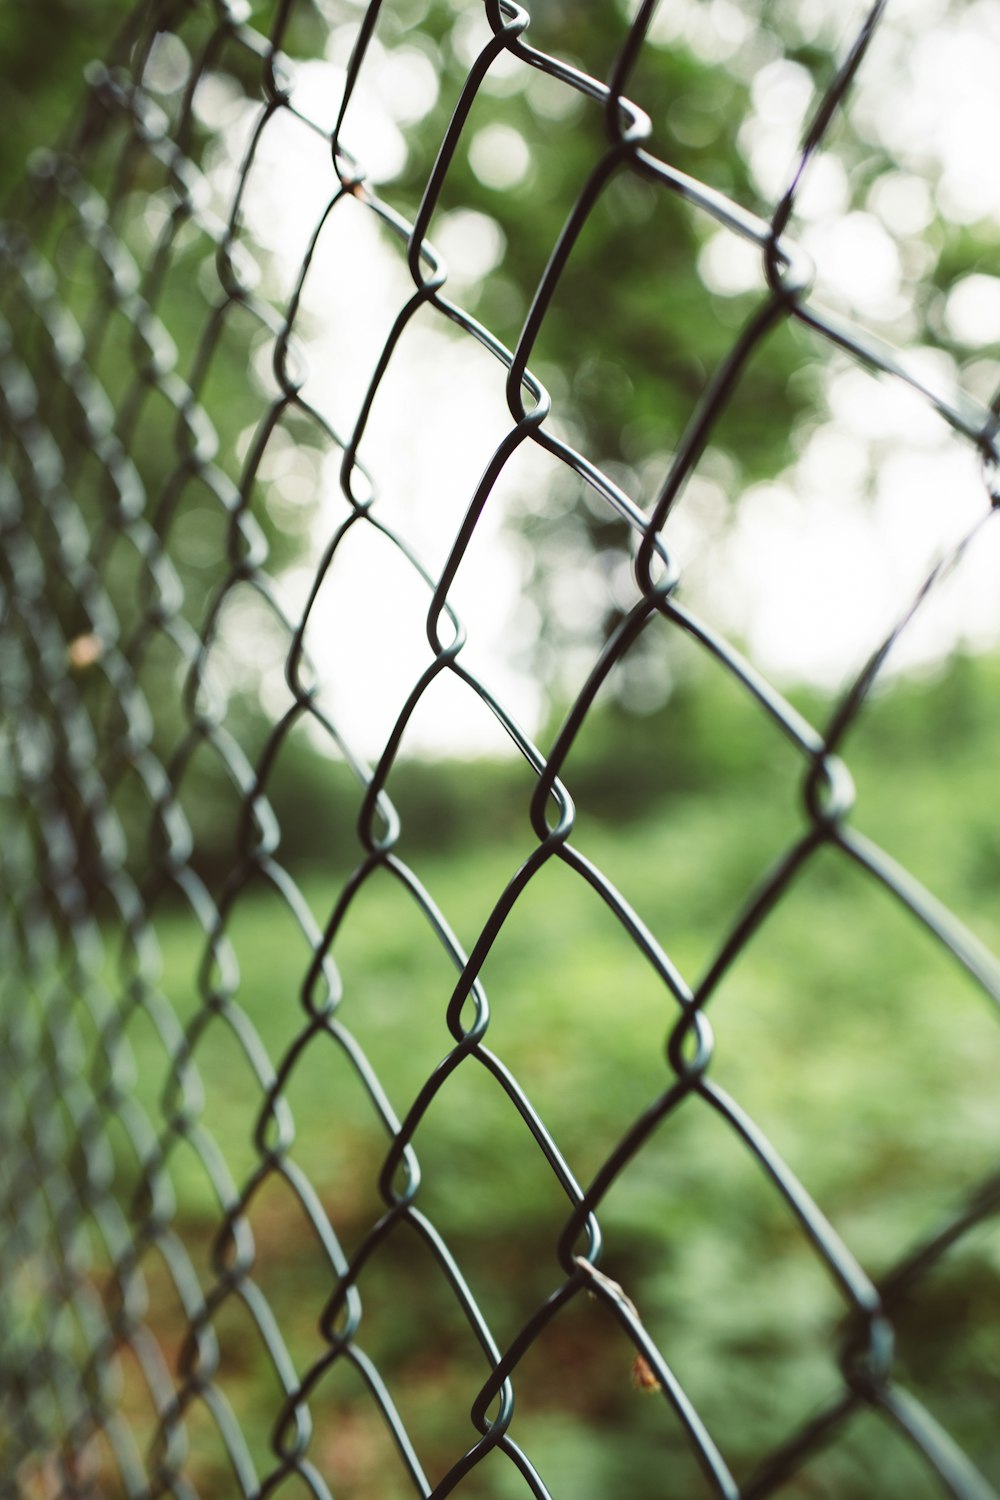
[631,1353,662,1392]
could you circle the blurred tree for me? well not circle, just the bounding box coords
[0,0,336,885]
[0,0,130,199]
[3,0,998,876]
[375,0,1000,707]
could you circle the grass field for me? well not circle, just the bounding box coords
[66,658,1000,1499]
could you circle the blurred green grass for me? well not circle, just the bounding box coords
[94,656,1000,1497]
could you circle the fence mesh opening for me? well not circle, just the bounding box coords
[2,1,1000,1497]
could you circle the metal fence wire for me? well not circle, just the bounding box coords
[2,0,1000,1496]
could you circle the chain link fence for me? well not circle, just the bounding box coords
[2,1,1000,1496]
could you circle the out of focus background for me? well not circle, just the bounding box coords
[3,1,1000,1496]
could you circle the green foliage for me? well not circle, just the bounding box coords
[0,0,135,199]
[385,6,819,655]
[117,653,1000,1494]
[1,0,333,886]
